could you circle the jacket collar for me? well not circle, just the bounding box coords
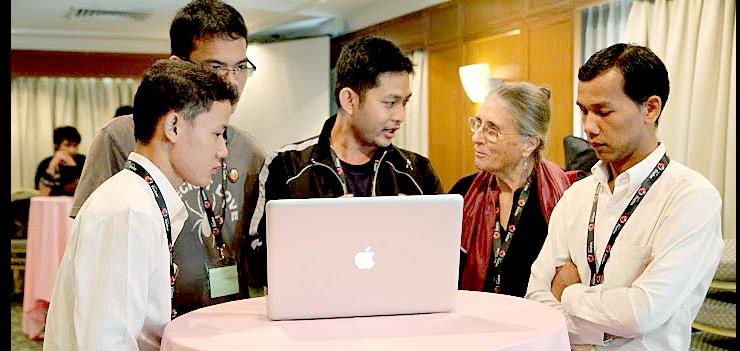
[313,114,400,165]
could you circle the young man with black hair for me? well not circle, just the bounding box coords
[247,36,444,289]
[45,60,238,350]
[71,0,266,314]
[35,126,86,196]
[526,43,723,349]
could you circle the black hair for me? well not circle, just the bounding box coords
[170,0,248,59]
[53,126,81,149]
[578,43,670,122]
[133,60,238,143]
[334,36,413,108]
[114,105,134,117]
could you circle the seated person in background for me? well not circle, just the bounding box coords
[44,60,239,350]
[526,43,723,349]
[247,36,444,289]
[34,126,86,196]
[459,82,580,296]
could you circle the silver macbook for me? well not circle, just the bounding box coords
[265,194,463,320]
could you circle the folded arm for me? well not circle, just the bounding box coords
[529,187,723,344]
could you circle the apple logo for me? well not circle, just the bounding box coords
[354,246,376,270]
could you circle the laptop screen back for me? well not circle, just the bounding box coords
[265,194,463,320]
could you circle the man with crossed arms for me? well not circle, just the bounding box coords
[526,43,723,350]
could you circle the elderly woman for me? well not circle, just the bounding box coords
[458,82,579,296]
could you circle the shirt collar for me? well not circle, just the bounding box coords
[126,152,187,239]
[591,143,667,194]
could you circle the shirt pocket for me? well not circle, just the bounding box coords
[602,245,652,288]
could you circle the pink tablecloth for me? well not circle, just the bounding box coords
[22,196,74,340]
[162,290,570,350]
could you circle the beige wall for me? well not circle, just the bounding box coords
[233,37,331,154]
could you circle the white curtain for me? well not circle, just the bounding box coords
[574,0,634,137]
[11,77,139,192]
[625,0,736,239]
[395,49,429,157]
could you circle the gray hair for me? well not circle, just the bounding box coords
[488,82,551,160]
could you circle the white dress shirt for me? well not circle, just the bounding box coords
[44,152,187,351]
[526,144,723,350]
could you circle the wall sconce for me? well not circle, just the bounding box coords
[459,63,502,104]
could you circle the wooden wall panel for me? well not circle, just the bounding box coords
[11,50,165,78]
[463,0,526,37]
[428,2,461,47]
[527,19,574,166]
[428,44,467,190]
[527,0,574,15]
[374,12,429,52]
[331,11,428,64]
[464,30,529,81]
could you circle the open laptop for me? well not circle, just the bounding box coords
[265,194,463,320]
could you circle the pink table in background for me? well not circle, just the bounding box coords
[162,290,570,351]
[22,196,74,340]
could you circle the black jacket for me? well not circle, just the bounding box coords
[246,115,444,287]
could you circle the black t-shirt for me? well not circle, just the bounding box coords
[34,154,86,196]
[339,159,375,197]
[482,173,548,297]
[448,172,479,197]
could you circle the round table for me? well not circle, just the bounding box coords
[22,196,74,340]
[162,290,570,350]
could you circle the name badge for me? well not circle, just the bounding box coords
[207,264,239,298]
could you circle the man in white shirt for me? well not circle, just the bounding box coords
[526,43,723,350]
[44,60,238,350]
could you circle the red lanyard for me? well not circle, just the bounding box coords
[126,160,178,319]
[485,176,532,293]
[586,154,669,286]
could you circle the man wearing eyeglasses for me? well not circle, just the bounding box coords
[71,0,266,316]
[246,36,444,290]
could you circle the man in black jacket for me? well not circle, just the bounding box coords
[247,36,444,289]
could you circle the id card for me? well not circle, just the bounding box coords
[206,264,239,298]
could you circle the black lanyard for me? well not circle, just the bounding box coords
[198,159,228,259]
[328,146,379,196]
[126,160,177,319]
[485,176,532,293]
[329,148,349,193]
[587,154,670,286]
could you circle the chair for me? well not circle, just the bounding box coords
[9,189,36,295]
[563,136,598,176]
[692,238,736,340]
[10,239,26,294]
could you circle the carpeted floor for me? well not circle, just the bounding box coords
[11,295,43,351]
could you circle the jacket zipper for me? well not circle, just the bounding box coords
[370,150,388,196]
[385,160,424,195]
[310,158,347,195]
